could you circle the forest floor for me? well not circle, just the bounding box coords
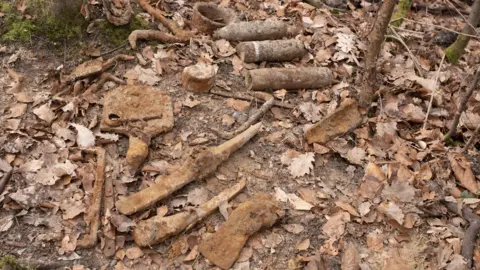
[1,0,480,269]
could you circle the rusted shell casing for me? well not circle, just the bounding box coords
[182,64,216,93]
[236,39,305,63]
[213,20,296,41]
[192,2,236,34]
[245,67,333,90]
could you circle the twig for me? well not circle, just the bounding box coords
[444,66,480,140]
[211,92,274,140]
[462,123,480,153]
[0,170,13,195]
[210,89,294,109]
[444,201,480,267]
[398,18,480,39]
[445,0,480,38]
[387,26,425,77]
[423,53,445,130]
[99,42,128,57]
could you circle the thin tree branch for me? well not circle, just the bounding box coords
[444,66,480,141]
[462,123,480,153]
[423,54,445,130]
[396,18,480,39]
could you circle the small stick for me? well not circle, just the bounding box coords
[133,176,246,246]
[77,147,106,248]
[398,18,480,39]
[0,170,13,195]
[445,0,480,38]
[423,53,445,130]
[100,43,128,57]
[211,92,274,140]
[462,123,480,153]
[444,65,480,140]
[444,201,480,267]
[83,73,126,95]
[115,123,261,215]
[210,89,294,109]
[387,26,425,77]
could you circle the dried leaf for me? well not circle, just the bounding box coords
[187,187,209,206]
[126,246,144,259]
[33,104,56,123]
[282,224,305,234]
[289,152,315,178]
[341,242,360,270]
[183,95,201,108]
[111,213,136,232]
[288,193,314,211]
[346,147,366,165]
[382,181,416,202]
[18,159,43,173]
[184,246,199,261]
[336,33,356,53]
[0,215,14,232]
[335,201,359,217]
[296,238,310,251]
[378,201,404,225]
[448,152,478,194]
[299,102,322,122]
[7,103,27,118]
[226,98,249,111]
[69,123,95,147]
[322,211,350,239]
[237,247,253,262]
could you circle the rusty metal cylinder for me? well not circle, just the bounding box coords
[245,67,333,91]
[236,39,305,63]
[213,20,296,41]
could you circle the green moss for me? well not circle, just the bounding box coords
[0,256,35,270]
[98,15,150,46]
[445,35,470,63]
[1,0,84,43]
[390,0,412,27]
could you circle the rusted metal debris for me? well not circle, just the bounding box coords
[76,147,106,249]
[115,122,262,215]
[199,193,281,269]
[133,176,247,247]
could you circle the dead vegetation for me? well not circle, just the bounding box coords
[2,0,480,269]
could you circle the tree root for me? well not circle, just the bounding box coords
[84,73,126,95]
[128,30,188,49]
[444,201,480,267]
[137,0,193,38]
[211,92,273,140]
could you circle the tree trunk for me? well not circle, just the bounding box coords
[360,0,399,107]
[390,0,412,27]
[445,0,480,63]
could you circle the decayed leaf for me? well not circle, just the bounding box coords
[382,181,416,203]
[358,202,371,217]
[7,103,27,118]
[287,193,314,211]
[446,254,467,270]
[336,33,356,53]
[366,230,383,251]
[61,197,86,220]
[0,215,14,232]
[299,102,322,122]
[282,224,305,234]
[335,201,359,217]
[274,187,289,202]
[126,246,144,259]
[59,232,80,255]
[183,95,201,108]
[219,200,230,220]
[111,213,136,232]
[33,104,56,123]
[383,250,410,270]
[346,147,366,165]
[341,242,360,270]
[378,201,404,225]
[280,149,300,165]
[226,98,249,111]
[322,211,350,239]
[402,104,425,123]
[69,123,95,147]
[296,238,310,251]
[18,159,43,173]
[448,152,478,194]
[184,246,199,262]
[187,187,209,206]
[134,65,160,85]
[289,152,315,178]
